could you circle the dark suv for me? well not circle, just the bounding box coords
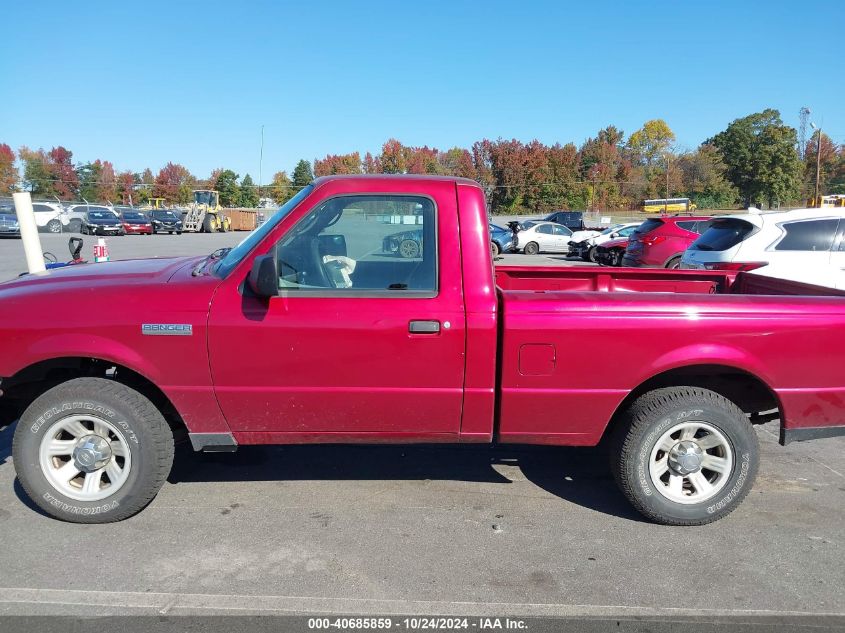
[543,210,586,232]
[622,216,713,268]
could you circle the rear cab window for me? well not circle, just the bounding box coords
[690,218,756,252]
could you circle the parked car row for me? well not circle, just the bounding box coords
[0,202,186,237]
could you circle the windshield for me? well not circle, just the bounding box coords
[154,211,179,220]
[600,224,624,235]
[213,185,313,278]
[122,211,147,221]
[89,210,118,221]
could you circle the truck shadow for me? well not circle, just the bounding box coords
[167,443,645,522]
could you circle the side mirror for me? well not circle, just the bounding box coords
[248,254,279,298]
[317,234,347,257]
[610,232,619,238]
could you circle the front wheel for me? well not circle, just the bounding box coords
[612,386,759,525]
[46,219,62,234]
[399,239,420,259]
[665,256,682,269]
[491,241,500,257]
[523,241,539,255]
[12,378,175,523]
[612,248,625,267]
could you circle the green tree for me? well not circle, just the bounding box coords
[214,169,240,206]
[711,109,801,207]
[677,144,738,209]
[292,159,314,188]
[239,173,259,207]
[77,161,103,201]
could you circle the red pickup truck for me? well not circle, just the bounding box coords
[2,175,844,525]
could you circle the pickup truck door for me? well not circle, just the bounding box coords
[206,186,467,438]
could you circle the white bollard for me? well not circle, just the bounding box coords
[13,192,46,274]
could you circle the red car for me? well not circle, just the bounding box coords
[118,209,154,235]
[622,216,712,268]
[593,236,629,266]
[2,176,845,526]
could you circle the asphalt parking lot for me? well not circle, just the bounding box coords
[0,231,843,620]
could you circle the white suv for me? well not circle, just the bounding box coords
[681,208,845,289]
[31,202,70,233]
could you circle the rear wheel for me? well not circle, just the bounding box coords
[69,219,82,233]
[12,378,174,523]
[523,241,539,255]
[611,386,759,525]
[666,256,682,269]
[399,239,420,259]
[46,219,62,234]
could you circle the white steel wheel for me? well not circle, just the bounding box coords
[648,421,733,504]
[38,414,133,502]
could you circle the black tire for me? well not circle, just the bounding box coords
[69,220,82,233]
[169,231,174,235]
[523,241,539,255]
[12,378,174,523]
[176,231,182,235]
[612,248,624,267]
[399,239,420,259]
[665,256,682,269]
[491,241,500,257]
[202,215,215,233]
[46,219,62,234]
[611,387,759,526]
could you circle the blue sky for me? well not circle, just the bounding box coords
[2,0,842,181]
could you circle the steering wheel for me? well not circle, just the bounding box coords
[308,238,334,288]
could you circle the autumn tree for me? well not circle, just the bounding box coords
[379,139,407,174]
[579,126,627,211]
[627,119,676,166]
[0,143,16,194]
[269,170,294,204]
[803,132,841,199]
[117,170,136,204]
[362,152,381,174]
[152,162,195,204]
[239,174,259,207]
[438,147,476,180]
[291,159,314,188]
[18,146,78,199]
[711,109,801,207]
[314,152,362,176]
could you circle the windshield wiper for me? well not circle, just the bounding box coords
[192,247,232,276]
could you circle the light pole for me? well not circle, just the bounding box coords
[810,122,822,206]
[664,154,670,215]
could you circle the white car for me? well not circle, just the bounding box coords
[514,221,573,254]
[569,222,642,261]
[681,208,845,289]
[31,202,70,234]
[65,204,116,233]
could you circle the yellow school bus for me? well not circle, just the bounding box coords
[641,198,697,213]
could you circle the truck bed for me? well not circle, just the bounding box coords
[494,266,845,297]
[494,265,845,447]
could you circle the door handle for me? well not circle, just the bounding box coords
[409,320,440,334]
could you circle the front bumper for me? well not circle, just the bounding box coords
[88,226,125,235]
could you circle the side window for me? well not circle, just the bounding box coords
[775,219,839,252]
[676,220,697,232]
[536,224,553,235]
[274,195,437,294]
[553,225,572,236]
[32,204,50,213]
[620,226,637,237]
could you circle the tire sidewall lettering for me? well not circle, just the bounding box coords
[635,409,703,497]
[30,400,138,445]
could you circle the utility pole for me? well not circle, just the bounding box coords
[665,154,670,215]
[258,124,265,202]
[811,123,822,205]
